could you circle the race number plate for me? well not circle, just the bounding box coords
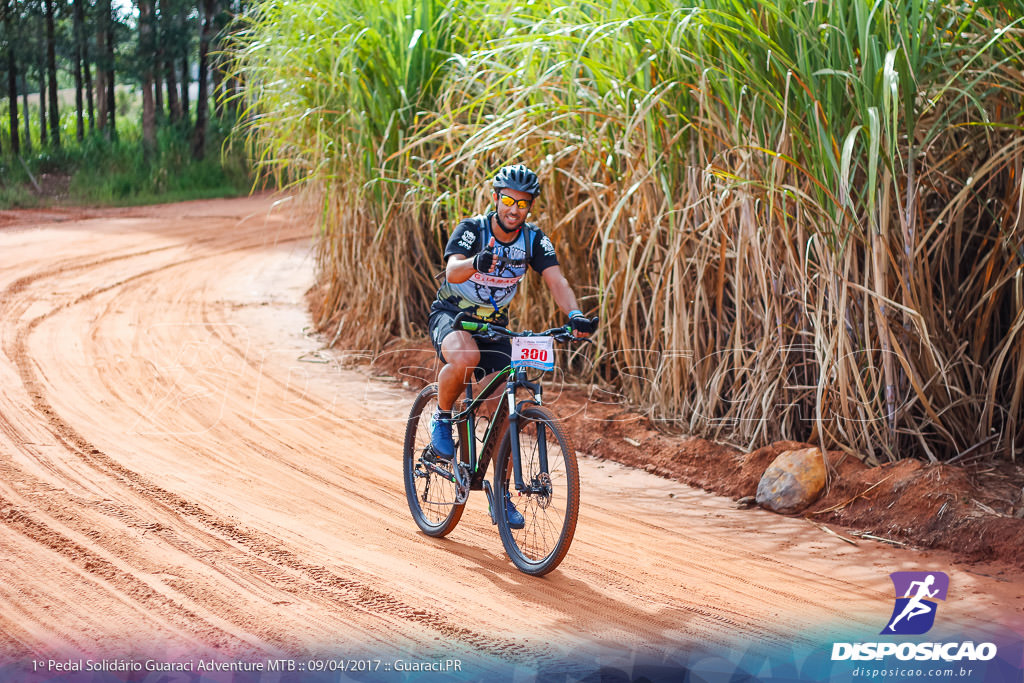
[511,336,555,371]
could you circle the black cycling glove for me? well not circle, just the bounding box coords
[473,237,496,273]
[568,311,598,334]
[473,249,494,273]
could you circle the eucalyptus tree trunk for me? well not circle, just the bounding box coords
[84,39,94,131]
[38,73,47,145]
[165,59,181,121]
[191,0,215,159]
[211,51,224,118]
[139,0,156,154]
[180,55,189,124]
[95,17,107,131]
[44,0,60,147]
[6,53,17,155]
[153,0,164,118]
[95,0,115,137]
[4,0,18,155]
[105,6,115,137]
[37,18,47,146]
[153,28,163,117]
[154,61,164,115]
[160,0,182,122]
[20,74,30,152]
[73,0,86,140]
[210,0,223,117]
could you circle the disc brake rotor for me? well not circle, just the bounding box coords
[533,472,553,509]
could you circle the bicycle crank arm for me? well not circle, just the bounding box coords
[421,460,457,482]
[452,461,470,505]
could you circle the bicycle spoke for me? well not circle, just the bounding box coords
[495,406,579,576]
[403,385,465,536]
[514,432,569,558]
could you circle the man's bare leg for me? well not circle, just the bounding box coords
[437,331,480,410]
[429,331,480,459]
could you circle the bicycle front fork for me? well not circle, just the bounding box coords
[505,378,548,494]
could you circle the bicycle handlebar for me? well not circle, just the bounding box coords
[453,311,597,343]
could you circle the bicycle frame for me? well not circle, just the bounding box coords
[450,364,545,497]
[405,313,594,574]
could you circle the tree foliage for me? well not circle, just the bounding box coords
[1,0,241,159]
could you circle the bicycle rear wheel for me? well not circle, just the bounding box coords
[494,405,579,576]
[403,384,465,537]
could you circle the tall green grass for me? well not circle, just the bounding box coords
[231,0,1024,463]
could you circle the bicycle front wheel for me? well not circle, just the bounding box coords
[403,384,465,537]
[494,405,579,576]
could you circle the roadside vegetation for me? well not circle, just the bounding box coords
[0,107,247,206]
[0,0,250,206]
[234,0,1024,464]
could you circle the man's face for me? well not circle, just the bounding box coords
[493,188,533,232]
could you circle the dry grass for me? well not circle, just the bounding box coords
[230,0,1024,463]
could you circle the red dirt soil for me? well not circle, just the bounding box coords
[1,195,1020,674]
[368,333,1024,572]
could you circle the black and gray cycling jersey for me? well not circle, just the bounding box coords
[433,212,559,322]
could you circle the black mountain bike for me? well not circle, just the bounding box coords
[403,313,592,576]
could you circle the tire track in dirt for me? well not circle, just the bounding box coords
[2,197,1020,670]
[624,512,872,625]
[0,491,245,653]
[0,238,311,654]
[0,216,553,666]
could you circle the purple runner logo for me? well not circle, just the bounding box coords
[881,571,949,635]
[834,570,997,664]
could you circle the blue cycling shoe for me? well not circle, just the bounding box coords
[428,410,455,460]
[505,494,525,530]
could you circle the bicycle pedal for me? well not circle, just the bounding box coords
[424,448,453,465]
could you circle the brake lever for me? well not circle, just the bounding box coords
[551,326,587,344]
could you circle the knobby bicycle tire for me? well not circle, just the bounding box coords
[494,405,579,576]
[403,384,465,537]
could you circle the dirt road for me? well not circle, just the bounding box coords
[0,196,1020,681]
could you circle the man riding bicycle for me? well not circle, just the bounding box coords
[427,164,595,523]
